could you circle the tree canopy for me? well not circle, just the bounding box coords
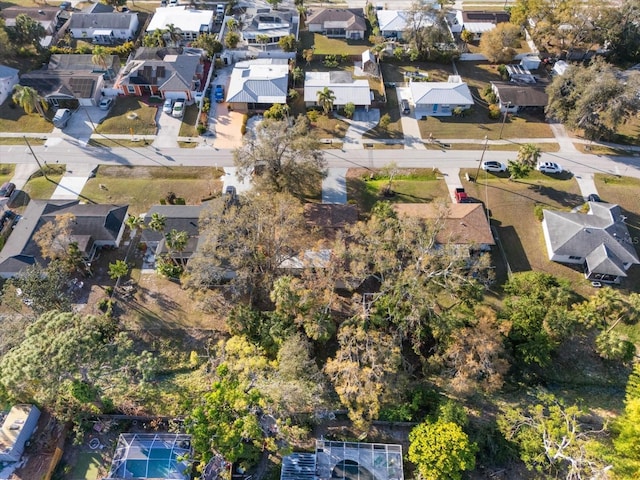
[233,116,326,199]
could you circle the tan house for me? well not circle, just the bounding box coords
[306,8,366,40]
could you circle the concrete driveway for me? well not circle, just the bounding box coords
[210,67,245,149]
[153,108,182,148]
[396,86,425,150]
[343,108,380,150]
[57,106,110,146]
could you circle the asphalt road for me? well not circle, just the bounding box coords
[2,143,640,180]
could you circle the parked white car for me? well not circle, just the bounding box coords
[172,100,185,118]
[537,162,563,174]
[481,160,506,173]
[163,98,174,114]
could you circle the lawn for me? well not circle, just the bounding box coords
[299,31,370,55]
[593,174,640,295]
[380,61,454,83]
[347,168,449,213]
[0,137,45,145]
[310,114,349,139]
[436,142,559,152]
[418,109,553,140]
[363,87,404,140]
[69,452,101,480]
[17,165,66,205]
[80,166,222,216]
[178,105,199,137]
[0,102,53,133]
[95,97,158,136]
[460,170,593,294]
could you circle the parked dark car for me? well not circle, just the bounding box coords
[0,182,16,198]
[587,193,602,202]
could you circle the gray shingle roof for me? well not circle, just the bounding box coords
[68,12,138,30]
[491,81,548,107]
[543,202,639,273]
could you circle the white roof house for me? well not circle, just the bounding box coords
[146,6,214,41]
[0,405,40,462]
[409,77,474,117]
[0,65,19,106]
[376,10,435,39]
[226,58,289,107]
[304,71,371,108]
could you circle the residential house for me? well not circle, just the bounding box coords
[226,58,289,110]
[115,47,204,101]
[542,202,640,283]
[68,11,139,44]
[20,54,121,107]
[0,200,128,279]
[408,75,474,117]
[0,405,40,462]
[282,440,404,480]
[375,9,436,41]
[491,81,549,113]
[393,203,495,252]
[449,10,510,39]
[304,71,371,110]
[106,433,193,480]
[146,6,214,43]
[1,6,67,46]
[0,65,19,106]
[141,204,206,263]
[306,8,366,40]
[239,7,299,51]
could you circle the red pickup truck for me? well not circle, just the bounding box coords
[454,187,471,203]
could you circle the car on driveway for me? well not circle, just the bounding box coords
[214,84,224,102]
[0,182,15,198]
[99,97,114,110]
[172,100,185,118]
[587,193,602,202]
[52,108,72,129]
[481,160,506,173]
[537,161,563,174]
[163,98,174,114]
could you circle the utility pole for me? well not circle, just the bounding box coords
[23,136,49,181]
[474,135,489,181]
[499,102,511,139]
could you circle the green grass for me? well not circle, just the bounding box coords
[70,452,101,480]
[178,105,199,137]
[299,32,371,55]
[0,137,45,145]
[178,141,199,148]
[95,97,158,135]
[347,168,449,213]
[436,142,560,152]
[20,166,67,202]
[418,110,553,140]
[363,88,404,140]
[0,165,15,184]
[79,166,222,216]
[88,138,149,148]
[0,103,53,133]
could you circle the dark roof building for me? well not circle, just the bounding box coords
[0,200,128,278]
[542,202,640,283]
[491,81,549,112]
[142,204,207,260]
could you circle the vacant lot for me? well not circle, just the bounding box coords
[461,170,594,293]
[80,166,222,215]
[381,61,455,83]
[178,105,199,137]
[299,32,370,55]
[347,168,449,213]
[311,114,349,138]
[95,97,158,135]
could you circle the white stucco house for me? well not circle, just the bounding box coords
[304,71,371,110]
[0,65,19,106]
[68,12,139,43]
[146,6,214,43]
[408,76,474,117]
[226,58,289,110]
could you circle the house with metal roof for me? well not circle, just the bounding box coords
[68,11,139,44]
[0,200,128,279]
[115,47,204,101]
[19,54,120,107]
[282,440,404,480]
[542,202,640,284]
[306,8,366,40]
[491,81,549,113]
[0,405,40,463]
[0,65,19,106]
[146,6,214,43]
[304,71,371,110]
[226,58,289,110]
[408,76,474,117]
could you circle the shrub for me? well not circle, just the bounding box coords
[344,102,356,119]
[240,114,248,135]
[488,104,501,119]
[379,113,391,129]
[306,109,320,122]
[156,256,183,279]
[497,64,509,80]
[533,204,545,221]
[197,123,207,134]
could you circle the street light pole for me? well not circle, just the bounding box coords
[23,136,49,181]
[474,135,489,181]
[499,102,511,139]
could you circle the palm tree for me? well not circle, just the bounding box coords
[165,24,183,46]
[164,229,189,266]
[125,214,144,232]
[316,87,336,115]
[517,143,542,168]
[91,45,109,69]
[143,29,167,47]
[12,85,47,117]
[291,66,303,87]
[148,212,166,233]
